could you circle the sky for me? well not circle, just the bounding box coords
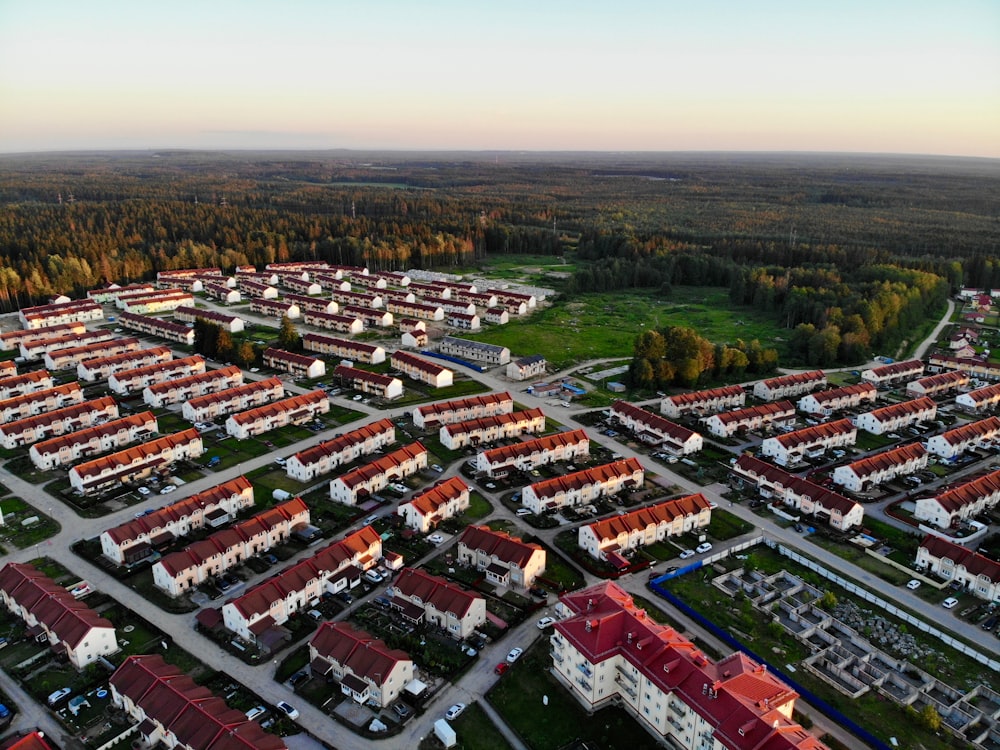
[1,0,998,157]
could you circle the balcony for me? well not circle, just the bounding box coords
[576,663,593,678]
[616,665,637,684]
[551,651,564,664]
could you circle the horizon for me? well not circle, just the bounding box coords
[2,1,998,159]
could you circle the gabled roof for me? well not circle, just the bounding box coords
[71,429,201,481]
[392,567,481,618]
[865,359,923,378]
[391,350,450,376]
[611,401,698,443]
[802,382,877,405]
[187,377,282,411]
[310,621,410,686]
[333,365,397,388]
[31,411,156,455]
[842,442,926,478]
[771,419,854,449]
[733,455,861,516]
[920,535,1000,583]
[665,385,745,408]
[290,418,394,466]
[930,469,1000,514]
[710,401,794,426]
[479,429,589,465]
[262,348,322,368]
[527,458,643,500]
[443,408,544,438]
[227,390,326,426]
[861,397,936,424]
[334,442,427,490]
[0,382,82,412]
[402,477,469,517]
[146,366,242,396]
[415,391,513,419]
[458,525,544,568]
[758,370,825,390]
[936,416,1000,447]
[1,396,117,437]
[585,494,711,542]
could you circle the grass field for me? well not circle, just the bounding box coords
[462,287,789,370]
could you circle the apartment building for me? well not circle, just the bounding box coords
[398,477,471,533]
[329,442,428,505]
[221,526,382,643]
[281,276,322,295]
[578,494,712,564]
[109,654,286,750]
[30,412,157,470]
[87,283,155,303]
[108,355,206,395]
[385,299,444,321]
[301,309,364,335]
[0,321,86,351]
[400,330,429,348]
[730,454,864,531]
[143,365,243,408]
[157,267,222,282]
[332,365,403,400]
[329,289,380,309]
[285,293,339,314]
[437,336,507,366]
[832,443,927,493]
[549,582,830,750]
[914,468,1000,528]
[453,289,498,308]
[861,359,924,388]
[238,279,279,299]
[0,562,118,669]
[0,396,118,451]
[759,419,856,467]
[118,311,196,345]
[474,428,590,478]
[927,353,1000,382]
[906,370,970,398]
[18,299,103,329]
[610,400,703,455]
[456,525,546,589]
[341,305,393,328]
[173,305,245,333]
[506,355,547,381]
[660,385,746,419]
[752,370,826,401]
[440,407,545,450]
[915,535,1000,603]
[152,497,310,597]
[413,391,514,430]
[702,401,795,438]
[391,351,454,388]
[182,377,284,422]
[120,290,195,314]
[0,370,54,401]
[225,389,329,439]
[44,338,141,371]
[388,567,486,640]
[303,333,386,364]
[19,329,114,361]
[0,382,84,424]
[309,622,414,709]
[484,307,509,325]
[797,383,878,416]
[926,417,1000,460]
[955,382,1000,413]
[285,417,395,482]
[521,458,645,514]
[853,397,937,435]
[262,348,326,379]
[77,346,173,382]
[100,476,255,566]
[250,298,300,320]
[202,282,241,304]
[69,428,204,495]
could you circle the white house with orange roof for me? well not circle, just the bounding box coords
[832,443,927,493]
[397,477,470,533]
[474,428,590,477]
[69,429,203,494]
[225,389,329,439]
[328,442,428,505]
[521,458,645,514]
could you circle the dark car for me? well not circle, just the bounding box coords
[289,671,310,688]
[529,586,547,599]
[392,702,412,719]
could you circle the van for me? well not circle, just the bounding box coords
[362,515,378,526]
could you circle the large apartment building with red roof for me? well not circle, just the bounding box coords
[610,401,703,455]
[144,365,243,408]
[0,395,119,451]
[759,419,856,467]
[752,370,826,402]
[397,477,471,533]
[182,377,284,423]
[915,535,1000,603]
[225,389,329,440]
[914,469,1000,529]
[30,411,157,470]
[328,442,428,505]
[832,443,928,493]
[440,408,545,450]
[660,385,746,419]
[412,391,514,430]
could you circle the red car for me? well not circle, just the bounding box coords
[494,662,510,676]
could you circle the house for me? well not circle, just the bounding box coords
[955,382,1000,413]
[182,377,284,422]
[702,401,795,438]
[439,336,510,365]
[752,370,826,401]
[29,411,157,470]
[225,389,330,439]
[660,385,746,418]
[484,307,509,325]
[173,305,245,333]
[285,292,339,314]
[118,311,196,345]
[853,397,937,435]
[906,370,969,398]
[0,382,85,423]
[108,355,206,395]
[0,370,54,401]
[109,654,286,750]
[239,280,280,300]
[329,442,428,505]
[832,442,927,493]
[0,321,86,351]
[456,525,546,588]
[330,289,381,309]
[440,408,545,450]
[309,622,413,709]
[861,359,924,388]
[301,309,364,334]
[0,562,118,669]
[152,498,310,597]
[400,330,429,348]
[759,419,856,467]
[333,365,403,400]
[45,337,141,371]
[453,289,498,308]
[341,305,393,328]
[550,582,830,750]
[87,282,155,303]
[914,468,1000,529]
[521,458,645,514]
[18,299,103,329]
[100,476,255,566]
[157,267,222,281]
[408,281,450,299]
[926,416,1000,460]
[280,276,322,296]
[385,299,444,321]
[398,477,471,533]
[928,353,1000,382]
[730,454,864,531]
[610,400,702,455]
[388,568,486,639]
[221,526,382,644]
[0,395,119,451]
[303,333,386,364]
[285,417,395,482]
[19,329,114,361]
[413,391,514,430]
[262,348,326,379]
[446,311,481,330]
[69,429,204,495]
[77,345,173,382]
[578,494,712,563]
[144,365,243,408]
[202,282,241,304]
[120,290,195,314]
[474,428,590,478]
[506,355,547,381]
[391,351,453,388]
[915,535,1000,602]
[250,298,300,320]
[797,383,878,416]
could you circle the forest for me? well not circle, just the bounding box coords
[0,150,997,368]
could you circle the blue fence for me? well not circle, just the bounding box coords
[647,580,893,750]
[419,350,487,372]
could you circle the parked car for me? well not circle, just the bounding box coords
[445,703,466,720]
[536,616,556,630]
[494,662,510,675]
[529,587,547,599]
[245,706,266,721]
[288,671,310,688]
[906,579,921,590]
[275,701,299,720]
[506,647,523,663]
[516,508,532,516]
[159,484,177,495]
[695,542,713,554]
[678,549,695,559]
[431,464,444,473]
[136,486,151,496]
[428,533,444,545]
[942,597,959,609]
[392,702,411,719]
[47,687,71,706]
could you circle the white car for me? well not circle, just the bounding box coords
[695,542,713,554]
[516,508,533,516]
[276,701,299,720]
[506,647,523,663]
[942,597,959,609]
[159,485,177,494]
[428,533,444,545]
[445,703,466,720]
[906,579,921,590]
[536,616,556,629]
[245,705,266,721]
[678,549,695,559]
[431,464,444,473]
[137,486,151,496]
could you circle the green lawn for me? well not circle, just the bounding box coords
[440,702,513,750]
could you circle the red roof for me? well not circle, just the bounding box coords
[443,408,544,438]
[415,391,513,420]
[586,494,711,542]
[392,567,481,619]
[335,442,427,490]
[291,418,393,467]
[612,400,699,443]
[391,350,450,376]
[310,621,410,685]
[402,476,470,517]
[937,416,1000,447]
[843,443,925,479]
[227,390,326,427]
[528,458,643,500]
[458,525,544,568]
[862,397,936,424]
[932,469,1000,514]
[480,429,589,466]
[665,385,745,408]
[758,370,825,390]
[920,534,1000,583]
[773,419,854,449]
